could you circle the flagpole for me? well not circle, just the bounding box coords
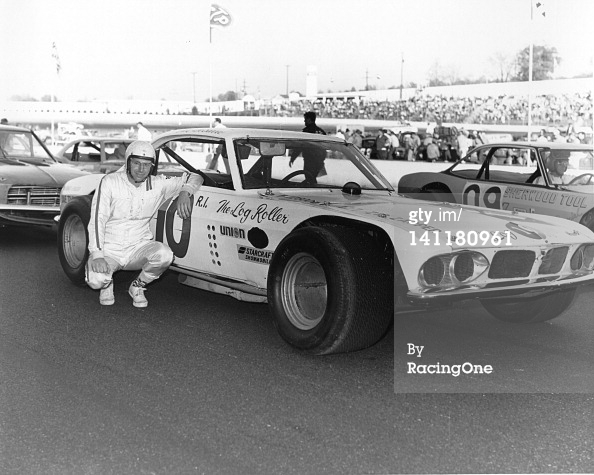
[528,0,534,142]
[51,83,55,146]
[208,5,232,128]
[209,25,213,127]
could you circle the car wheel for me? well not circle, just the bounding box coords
[267,226,393,355]
[57,197,91,285]
[480,288,576,323]
[579,209,594,232]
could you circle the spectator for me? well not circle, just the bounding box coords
[351,129,363,148]
[289,111,327,183]
[426,138,440,162]
[456,128,471,159]
[374,129,391,160]
[387,130,400,160]
[135,122,152,141]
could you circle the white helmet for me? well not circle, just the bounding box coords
[125,141,155,180]
[125,140,155,162]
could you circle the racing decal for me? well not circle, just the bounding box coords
[220,225,245,239]
[505,222,546,240]
[156,196,192,258]
[503,187,588,209]
[560,195,589,209]
[248,227,269,249]
[462,184,504,210]
[216,199,289,225]
[503,187,557,205]
[217,225,269,249]
[194,195,209,208]
[237,245,273,265]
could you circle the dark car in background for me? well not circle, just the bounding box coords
[54,137,134,174]
[55,136,182,174]
[0,124,89,227]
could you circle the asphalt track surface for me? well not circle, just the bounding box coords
[1,226,593,474]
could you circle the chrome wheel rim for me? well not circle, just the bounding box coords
[63,214,87,268]
[281,252,327,330]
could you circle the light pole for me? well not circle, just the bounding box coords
[285,65,290,97]
[399,52,404,100]
[191,72,197,103]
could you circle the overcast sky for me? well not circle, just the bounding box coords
[1,0,592,102]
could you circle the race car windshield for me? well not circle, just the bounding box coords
[235,138,394,191]
[0,131,56,163]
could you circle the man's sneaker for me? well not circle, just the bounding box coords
[128,280,148,308]
[99,281,115,306]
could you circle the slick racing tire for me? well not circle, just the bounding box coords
[579,209,594,232]
[480,288,576,323]
[57,197,91,285]
[267,226,393,355]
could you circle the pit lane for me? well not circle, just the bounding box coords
[0,226,593,473]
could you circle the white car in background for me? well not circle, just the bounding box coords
[56,128,594,354]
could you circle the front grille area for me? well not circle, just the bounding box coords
[7,186,61,206]
[488,250,535,279]
[539,247,569,274]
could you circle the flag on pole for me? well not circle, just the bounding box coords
[210,4,232,42]
[51,42,61,75]
[533,1,546,19]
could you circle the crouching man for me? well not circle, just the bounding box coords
[86,141,203,307]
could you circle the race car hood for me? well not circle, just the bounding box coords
[270,189,594,247]
[0,160,88,186]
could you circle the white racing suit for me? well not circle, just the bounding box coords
[86,170,203,290]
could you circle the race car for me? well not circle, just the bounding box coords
[57,129,594,354]
[398,142,594,231]
[54,136,182,174]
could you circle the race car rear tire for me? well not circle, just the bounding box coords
[579,209,594,232]
[480,288,576,323]
[267,226,393,355]
[57,197,91,285]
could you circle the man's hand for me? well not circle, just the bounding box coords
[177,191,193,219]
[89,257,110,274]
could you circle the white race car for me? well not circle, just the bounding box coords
[57,128,594,354]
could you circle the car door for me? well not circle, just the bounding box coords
[150,138,275,290]
[457,145,580,221]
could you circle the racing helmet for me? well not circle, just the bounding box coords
[125,140,156,176]
[545,151,570,172]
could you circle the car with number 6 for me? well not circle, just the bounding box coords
[398,141,594,231]
[57,129,594,355]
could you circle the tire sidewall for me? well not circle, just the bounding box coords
[268,227,355,353]
[57,198,91,285]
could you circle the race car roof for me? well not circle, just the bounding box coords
[153,127,345,144]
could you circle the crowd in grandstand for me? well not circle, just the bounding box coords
[274,92,592,129]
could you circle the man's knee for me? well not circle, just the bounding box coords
[152,244,174,267]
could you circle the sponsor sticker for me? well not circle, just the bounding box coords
[237,245,273,265]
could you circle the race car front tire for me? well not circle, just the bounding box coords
[57,197,91,285]
[480,287,576,323]
[267,226,393,355]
